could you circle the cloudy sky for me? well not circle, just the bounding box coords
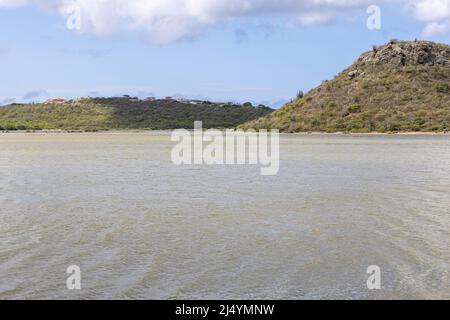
[0,0,449,106]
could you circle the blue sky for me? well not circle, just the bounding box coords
[0,1,449,107]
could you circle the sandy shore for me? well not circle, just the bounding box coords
[0,129,449,136]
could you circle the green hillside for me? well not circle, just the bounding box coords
[240,40,450,133]
[0,97,273,131]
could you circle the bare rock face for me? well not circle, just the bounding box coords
[348,70,359,78]
[358,41,450,66]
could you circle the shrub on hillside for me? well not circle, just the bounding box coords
[348,104,362,113]
[434,83,449,93]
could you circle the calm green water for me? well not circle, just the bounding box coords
[0,133,449,299]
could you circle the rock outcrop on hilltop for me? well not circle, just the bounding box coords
[359,41,450,66]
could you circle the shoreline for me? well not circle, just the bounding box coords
[0,129,449,136]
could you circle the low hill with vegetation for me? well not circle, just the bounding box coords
[240,40,450,133]
[0,97,273,131]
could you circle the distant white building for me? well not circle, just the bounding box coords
[45,98,66,104]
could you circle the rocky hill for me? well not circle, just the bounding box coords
[0,97,273,131]
[240,40,450,133]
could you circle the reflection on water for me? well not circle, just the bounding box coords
[0,133,449,299]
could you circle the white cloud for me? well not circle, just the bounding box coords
[298,12,335,25]
[422,21,450,36]
[414,0,450,21]
[0,0,27,7]
[412,0,450,36]
[1,0,450,42]
[57,0,376,43]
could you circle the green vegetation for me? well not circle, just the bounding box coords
[434,83,449,93]
[0,97,273,131]
[240,40,450,133]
